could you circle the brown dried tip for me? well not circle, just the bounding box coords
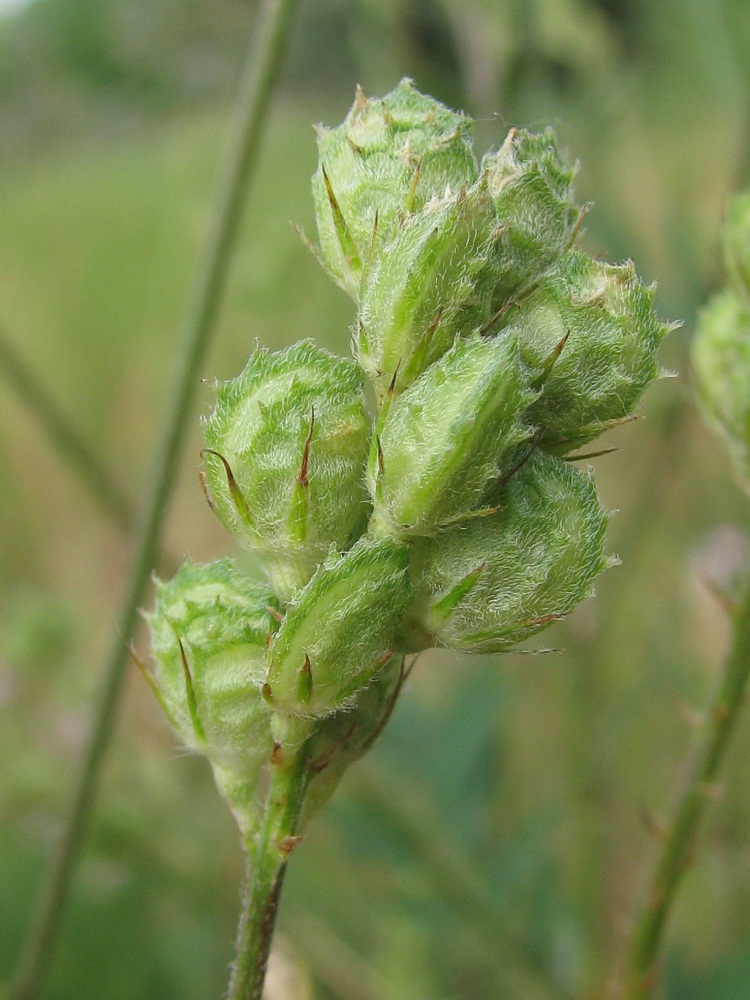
[266,604,284,625]
[270,741,284,766]
[376,435,385,479]
[297,408,315,486]
[354,83,369,109]
[198,470,215,511]
[277,835,303,858]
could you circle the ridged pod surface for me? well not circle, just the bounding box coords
[147,559,278,833]
[399,452,610,653]
[505,250,669,453]
[202,341,371,598]
[312,78,478,299]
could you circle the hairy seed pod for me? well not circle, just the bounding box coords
[369,333,536,536]
[146,558,278,834]
[202,341,371,599]
[357,181,501,402]
[265,537,412,721]
[693,289,750,487]
[504,250,669,453]
[482,127,578,309]
[399,451,610,653]
[312,78,478,300]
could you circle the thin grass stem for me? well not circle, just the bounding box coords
[0,325,135,534]
[8,2,298,996]
[618,576,750,999]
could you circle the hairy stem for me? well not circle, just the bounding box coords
[8,3,298,997]
[0,324,135,534]
[229,746,310,1000]
[620,577,750,998]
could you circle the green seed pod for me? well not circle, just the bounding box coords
[370,333,536,536]
[482,127,579,309]
[300,656,404,828]
[505,250,669,453]
[146,558,278,834]
[312,78,478,300]
[723,189,750,302]
[265,536,412,720]
[202,341,371,600]
[693,289,750,486]
[358,181,501,402]
[399,451,610,653]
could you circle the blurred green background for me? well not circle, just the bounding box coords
[2,1,750,998]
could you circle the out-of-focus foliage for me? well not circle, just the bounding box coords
[2,1,750,999]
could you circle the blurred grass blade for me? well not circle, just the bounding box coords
[0,324,135,534]
[8,1,299,997]
[357,764,570,1000]
[618,577,750,998]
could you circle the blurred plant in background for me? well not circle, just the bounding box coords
[2,2,750,1000]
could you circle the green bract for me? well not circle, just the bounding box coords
[147,82,671,846]
[312,78,478,299]
[265,536,412,722]
[202,340,370,599]
[358,182,500,402]
[398,452,610,653]
[146,558,277,834]
[369,333,536,536]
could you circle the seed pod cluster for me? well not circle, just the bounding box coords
[147,82,670,837]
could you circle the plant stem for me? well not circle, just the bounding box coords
[619,576,750,999]
[8,3,298,997]
[228,746,310,1000]
[0,324,135,534]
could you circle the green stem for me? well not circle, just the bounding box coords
[620,576,750,999]
[0,324,135,535]
[8,3,298,997]
[228,746,310,1000]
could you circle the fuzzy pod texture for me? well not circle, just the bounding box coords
[398,451,611,653]
[482,127,579,310]
[503,250,670,453]
[202,341,371,599]
[357,181,501,402]
[265,536,412,720]
[312,78,478,300]
[146,558,278,832]
[693,289,750,485]
[369,333,536,536]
